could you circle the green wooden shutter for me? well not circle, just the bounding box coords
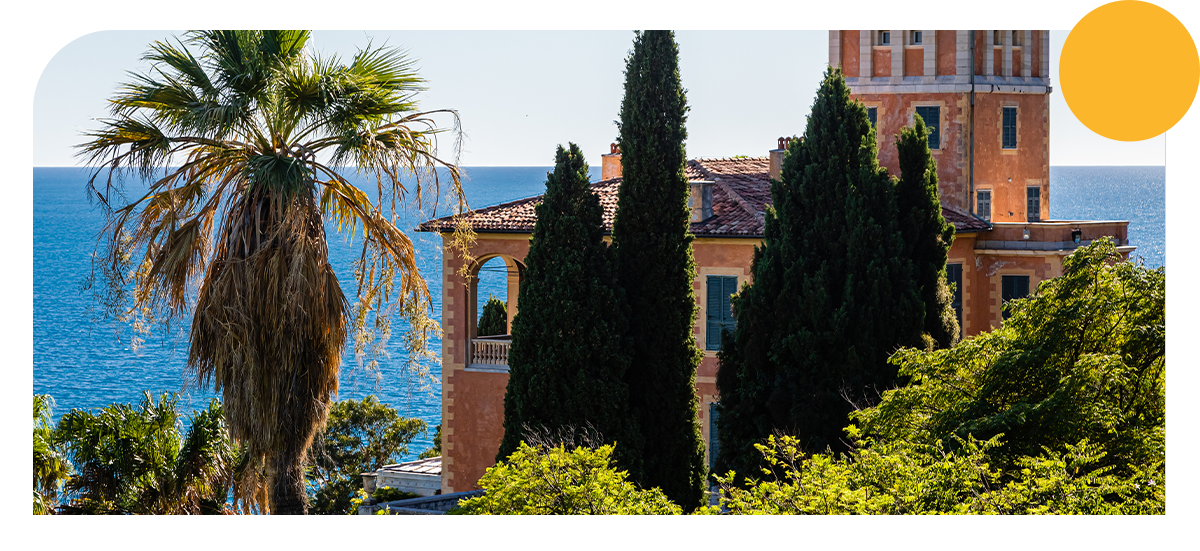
[706,276,737,351]
[916,106,940,149]
[706,276,721,349]
[1002,107,1017,149]
[947,264,963,329]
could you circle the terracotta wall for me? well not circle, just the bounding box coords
[853,91,971,212]
[974,31,985,75]
[904,47,924,76]
[841,30,860,77]
[971,93,1050,222]
[873,48,891,77]
[936,30,957,76]
[1032,32,1042,77]
[439,234,530,493]
[1012,49,1022,76]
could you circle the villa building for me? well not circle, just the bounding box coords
[415,29,1134,495]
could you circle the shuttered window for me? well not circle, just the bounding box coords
[1001,275,1030,320]
[1002,107,1017,149]
[915,106,940,149]
[706,275,738,351]
[947,263,963,330]
[1027,186,1041,221]
[977,190,992,221]
[867,107,877,127]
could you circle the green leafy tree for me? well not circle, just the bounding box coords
[77,30,465,514]
[712,433,1162,515]
[852,239,1165,477]
[306,395,427,515]
[33,395,72,514]
[477,296,508,336]
[53,392,240,515]
[455,442,682,515]
[611,29,706,511]
[895,114,959,349]
[418,423,442,459]
[497,144,639,472]
[716,68,924,479]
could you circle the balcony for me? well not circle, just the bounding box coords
[467,335,511,373]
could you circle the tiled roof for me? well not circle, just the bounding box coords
[417,157,991,236]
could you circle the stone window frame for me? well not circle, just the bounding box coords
[998,101,1021,155]
[1026,186,1042,222]
[910,101,946,152]
[876,30,891,47]
[990,268,1038,325]
[976,188,992,221]
[909,30,923,46]
[695,265,745,355]
[861,100,883,141]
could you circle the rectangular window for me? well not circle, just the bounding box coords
[706,275,738,351]
[1027,186,1041,221]
[880,30,891,45]
[867,107,877,127]
[977,190,991,221]
[912,31,923,44]
[1001,275,1030,320]
[947,264,963,330]
[1002,107,1017,149]
[1012,30,1022,47]
[915,106,940,149]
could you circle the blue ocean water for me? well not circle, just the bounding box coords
[31,164,1163,460]
[1049,166,1165,268]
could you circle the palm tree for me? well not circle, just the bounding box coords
[33,395,71,514]
[54,392,240,514]
[77,30,466,514]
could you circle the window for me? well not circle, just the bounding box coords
[1002,107,1017,149]
[867,107,877,127]
[915,106,940,149]
[1001,275,1030,320]
[977,190,991,221]
[947,263,963,331]
[994,30,1002,45]
[879,30,891,46]
[1027,186,1041,221]
[1012,31,1022,46]
[706,275,738,350]
[911,31,923,45]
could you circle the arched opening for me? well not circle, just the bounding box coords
[465,254,525,371]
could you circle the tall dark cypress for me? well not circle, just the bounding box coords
[715,68,924,480]
[611,30,706,511]
[895,115,959,349]
[497,144,640,473]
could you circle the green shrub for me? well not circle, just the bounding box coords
[453,442,682,515]
[372,486,420,503]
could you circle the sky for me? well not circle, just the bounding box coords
[32,28,1166,167]
[7,0,1199,544]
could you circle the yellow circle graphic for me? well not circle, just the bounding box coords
[1061,1,1199,141]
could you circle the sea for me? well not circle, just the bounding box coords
[31,165,1164,462]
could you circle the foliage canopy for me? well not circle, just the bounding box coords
[455,442,682,515]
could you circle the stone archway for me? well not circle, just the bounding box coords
[464,253,525,371]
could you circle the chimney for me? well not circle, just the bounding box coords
[768,137,790,181]
[689,179,714,222]
[602,143,622,180]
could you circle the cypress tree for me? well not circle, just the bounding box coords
[715,68,924,480]
[497,144,640,474]
[477,296,508,337]
[611,30,706,511]
[895,115,959,349]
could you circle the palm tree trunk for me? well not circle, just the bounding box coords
[268,438,310,515]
